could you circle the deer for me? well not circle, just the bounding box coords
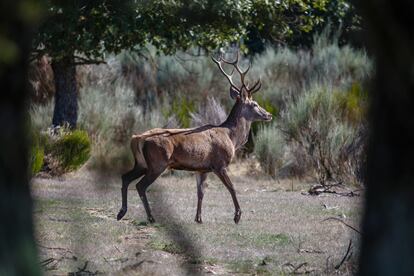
[116,52,272,224]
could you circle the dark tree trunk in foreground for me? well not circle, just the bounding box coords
[358,1,414,275]
[52,56,78,128]
[0,1,40,275]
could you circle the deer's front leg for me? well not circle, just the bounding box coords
[214,168,241,224]
[195,172,208,223]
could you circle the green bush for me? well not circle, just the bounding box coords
[254,124,285,177]
[167,97,196,128]
[30,142,44,175]
[29,129,50,176]
[52,130,91,171]
[335,82,368,125]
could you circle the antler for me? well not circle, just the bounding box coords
[212,51,261,98]
[211,55,239,93]
[247,78,261,95]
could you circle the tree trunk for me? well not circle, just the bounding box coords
[51,56,78,128]
[358,1,414,275]
[0,1,40,274]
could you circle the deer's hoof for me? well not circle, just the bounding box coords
[117,208,127,221]
[234,210,241,224]
[195,216,203,224]
[148,216,155,223]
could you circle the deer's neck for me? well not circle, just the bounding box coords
[221,101,251,149]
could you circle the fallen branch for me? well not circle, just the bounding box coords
[37,244,73,253]
[298,248,324,254]
[68,261,100,276]
[307,184,361,197]
[39,258,55,267]
[335,240,353,270]
[293,262,308,273]
[283,262,316,274]
[322,217,362,235]
[321,203,339,210]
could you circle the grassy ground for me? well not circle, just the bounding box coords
[32,162,362,275]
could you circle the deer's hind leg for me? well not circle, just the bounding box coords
[136,171,164,223]
[117,163,146,221]
[136,140,169,223]
[195,172,208,224]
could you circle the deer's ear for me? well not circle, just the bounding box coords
[230,87,240,100]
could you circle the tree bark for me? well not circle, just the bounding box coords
[0,1,40,274]
[51,56,78,128]
[358,1,414,275]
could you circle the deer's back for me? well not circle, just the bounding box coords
[132,126,234,172]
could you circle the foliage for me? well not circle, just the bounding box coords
[32,1,361,62]
[51,129,91,171]
[279,86,365,184]
[168,97,196,128]
[246,0,361,52]
[251,31,371,109]
[30,101,54,131]
[190,96,227,127]
[78,84,172,171]
[29,33,371,180]
[335,82,368,124]
[254,124,286,177]
[32,1,247,63]
[29,135,44,176]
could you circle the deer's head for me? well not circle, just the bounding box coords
[212,52,272,122]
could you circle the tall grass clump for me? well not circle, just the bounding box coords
[254,124,285,178]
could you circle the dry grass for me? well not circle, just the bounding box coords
[32,164,362,275]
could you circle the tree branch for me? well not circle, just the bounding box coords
[335,239,353,269]
[322,217,362,235]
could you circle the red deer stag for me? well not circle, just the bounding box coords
[117,52,272,224]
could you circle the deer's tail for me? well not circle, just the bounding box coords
[130,135,147,169]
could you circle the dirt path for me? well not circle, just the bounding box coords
[32,167,362,275]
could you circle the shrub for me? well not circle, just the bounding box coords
[28,32,371,177]
[77,84,171,171]
[30,141,44,175]
[254,124,285,177]
[278,86,365,185]
[190,96,227,127]
[51,130,91,171]
[168,97,195,128]
[251,31,371,113]
[30,101,54,132]
[335,82,368,125]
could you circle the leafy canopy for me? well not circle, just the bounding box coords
[32,0,360,62]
